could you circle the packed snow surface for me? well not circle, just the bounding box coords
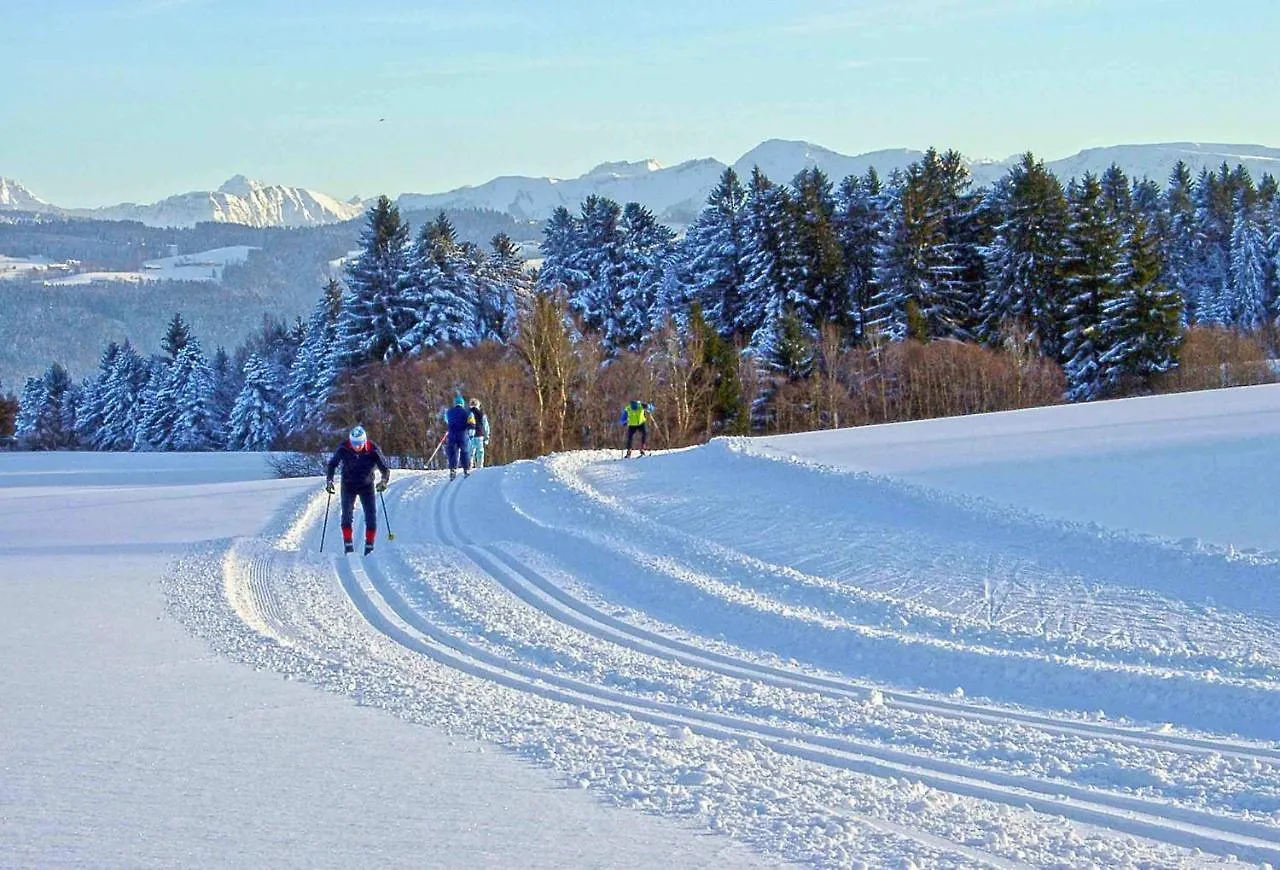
[8,384,1280,866]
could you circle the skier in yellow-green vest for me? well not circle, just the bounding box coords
[618,400,654,458]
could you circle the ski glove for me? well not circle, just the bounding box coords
[376,479,389,492]
[325,480,335,494]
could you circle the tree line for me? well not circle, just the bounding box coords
[10,148,1280,458]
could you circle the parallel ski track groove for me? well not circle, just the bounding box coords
[400,477,1280,863]
[329,533,1024,868]
[487,464,1280,766]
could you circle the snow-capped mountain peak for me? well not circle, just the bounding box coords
[216,175,263,197]
[584,159,665,179]
[0,177,54,212]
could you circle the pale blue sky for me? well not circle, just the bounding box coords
[2,0,1276,207]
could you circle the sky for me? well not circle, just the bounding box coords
[1,0,1277,207]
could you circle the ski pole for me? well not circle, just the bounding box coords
[379,488,395,541]
[319,488,332,552]
[425,432,447,469]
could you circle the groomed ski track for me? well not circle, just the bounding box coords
[197,441,1280,868]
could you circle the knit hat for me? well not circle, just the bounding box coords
[349,425,367,447]
[454,395,466,406]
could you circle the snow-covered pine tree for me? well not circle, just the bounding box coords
[1097,212,1183,389]
[338,196,411,366]
[208,346,241,434]
[74,342,121,447]
[741,168,800,356]
[1229,194,1270,328]
[571,195,624,340]
[536,206,588,299]
[1100,164,1135,228]
[1061,174,1124,401]
[683,167,749,338]
[14,363,75,450]
[787,167,846,332]
[401,213,480,351]
[283,279,343,439]
[1161,162,1197,322]
[14,377,44,447]
[164,339,221,451]
[833,169,885,340]
[612,202,676,350]
[161,312,192,361]
[868,150,975,342]
[95,341,149,450]
[131,356,172,451]
[477,233,534,343]
[979,153,1070,359]
[227,353,282,451]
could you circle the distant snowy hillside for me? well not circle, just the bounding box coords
[43,245,256,286]
[0,177,55,212]
[731,139,924,186]
[1037,142,1280,187]
[398,139,1280,223]
[65,176,364,228]
[397,157,728,225]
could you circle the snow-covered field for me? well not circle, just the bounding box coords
[41,245,256,286]
[0,254,70,280]
[7,385,1280,867]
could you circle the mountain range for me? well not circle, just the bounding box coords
[4,141,1279,229]
[0,175,364,228]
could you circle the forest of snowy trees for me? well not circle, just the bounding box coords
[9,149,1280,460]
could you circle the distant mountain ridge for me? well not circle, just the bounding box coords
[0,176,364,228]
[394,139,1280,225]
[4,141,1278,229]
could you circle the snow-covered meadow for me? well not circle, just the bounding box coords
[6,385,1280,867]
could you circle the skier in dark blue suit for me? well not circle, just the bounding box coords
[442,396,474,480]
[325,425,391,555]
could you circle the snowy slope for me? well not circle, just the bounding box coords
[42,244,256,285]
[0,453,775,869]
[34,383,1255,866]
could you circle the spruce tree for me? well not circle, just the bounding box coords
[1162,162,1198,322]
[833,169,885,340]
[787,167,846,331]
[613,202,676,350]
[338,195,411,366]
[1097,213,1183,389]
[74,342,121,447]
[161,313,192,361]
[477,233,534,342]
[741,168,800,356]
[1061,175,1124,401]
[402,213,479,351]
[684,167,750,337]
[571,195,624,339]
[980,153,1070,359]
[227,353,282,451]
[1229,195,1270,328]
[96,341,148,450]
[14,363,74,450]
[536,206,587,298]
[283,279,343,439]
[165,339,221,451]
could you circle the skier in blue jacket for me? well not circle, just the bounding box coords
[325,425,390,555]
[442,396,474,480]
